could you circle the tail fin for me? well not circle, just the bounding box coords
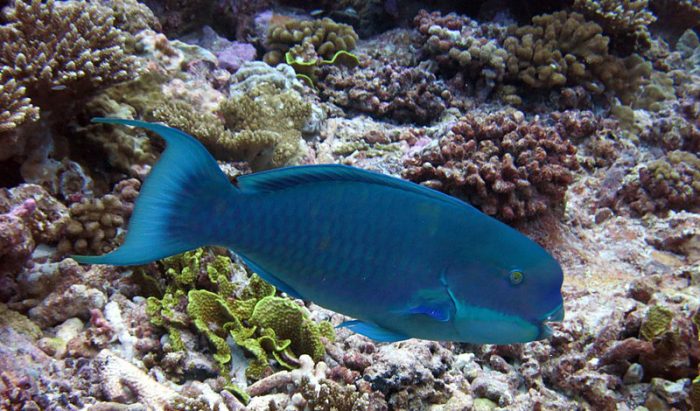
[72,118,237,266]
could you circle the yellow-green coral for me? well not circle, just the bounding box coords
[640,305,674,340]
[263,17,358,65]
[219,82,311,170]
[146,248,334,381]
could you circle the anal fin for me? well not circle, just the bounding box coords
[338,320,408,342]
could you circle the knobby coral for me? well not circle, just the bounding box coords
[318,62,449,125]
[403,110,579,220]
[56,178,140,256]
[263,17,358,65]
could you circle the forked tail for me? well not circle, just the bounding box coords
[72,118,237,266]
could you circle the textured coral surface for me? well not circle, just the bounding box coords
[0,1,698,410]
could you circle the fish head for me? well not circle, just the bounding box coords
[446,236,564,344]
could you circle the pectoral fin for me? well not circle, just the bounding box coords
[401,301,452,322]
[337,320,408,342]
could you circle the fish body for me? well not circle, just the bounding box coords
[75,119,564,344]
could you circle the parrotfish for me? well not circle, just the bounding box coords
[74,118,564,344]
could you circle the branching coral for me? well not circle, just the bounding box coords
[403,110,579,220]
[572,0,656,52]
[56,179,140,256]
[0,0,139,160]
[0,67,38,135]
[263,17,358,65]
[0,0,138,108]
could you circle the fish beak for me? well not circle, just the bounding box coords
[537,303,565,339]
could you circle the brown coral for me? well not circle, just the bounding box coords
[263,17,358,64]
[318,62,448,125]
[0,0,138,107]
[403,110,579,220]
[616,150,700,215]
[572,0,656,53]
[0,67,38,135]
[57,179,140,256]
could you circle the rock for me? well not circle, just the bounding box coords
[650,378,690,405]
[623,363,644,385]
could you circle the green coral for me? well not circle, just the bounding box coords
[219,82,311,171]
[150,81,311,171]
[640,305,674,340]
[146,248,334,381]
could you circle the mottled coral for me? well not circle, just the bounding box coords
[403,110,579,220]
[318,62,449,125]
[263,17,358,65]
[414,10,508,97]
[616,151,700,215]
[572,0,656,52]
[56,179,140,256]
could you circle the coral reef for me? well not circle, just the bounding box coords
[614,151,700,215]
[0,0,138,126]
[263,16,358,65]
[403,110,579,220]
[502,11,651,99]
[414,10,509,98]
[318,61,449,125]
[56,178,140,256]
[146,248,334,383]
[572,0,656,52]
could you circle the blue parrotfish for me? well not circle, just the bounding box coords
[74,118,565,344]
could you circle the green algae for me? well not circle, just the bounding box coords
[0,303,42,340]
[640,305,674,341]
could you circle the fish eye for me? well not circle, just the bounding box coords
[509,269,524,285]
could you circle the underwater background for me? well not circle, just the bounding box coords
[0,0,699,409]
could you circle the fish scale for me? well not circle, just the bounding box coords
[75,119,564,344]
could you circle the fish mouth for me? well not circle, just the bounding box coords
[537,303,565,339]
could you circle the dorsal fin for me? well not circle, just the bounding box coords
[237,164,474,210]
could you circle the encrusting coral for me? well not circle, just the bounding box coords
[403,110,579,220]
